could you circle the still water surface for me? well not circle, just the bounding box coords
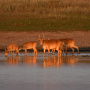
[0,52,90,90]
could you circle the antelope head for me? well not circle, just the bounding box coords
[39,34,45,45]
[19,46,23,51]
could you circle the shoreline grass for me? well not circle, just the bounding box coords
[0,15,89,31]
[0,0,90,31]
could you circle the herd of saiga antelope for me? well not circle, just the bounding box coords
[5,35,79,57]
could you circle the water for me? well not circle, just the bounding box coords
[0,52,90,90]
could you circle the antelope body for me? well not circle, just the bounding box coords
[43,40,64,55]
[20,41,37,56]
[5,43,20,56]
[51,38,79,54]
[59,38,79,54]
[39,35,64,57]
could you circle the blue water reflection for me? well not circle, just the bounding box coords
[0,52,90,90]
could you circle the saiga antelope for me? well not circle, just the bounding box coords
[5,43,20,56]
[19,41,37,56]
[61,39,79,54]
[50,39,79,55]
[39,35,64,57]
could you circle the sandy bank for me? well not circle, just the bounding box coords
[0,31,90,49]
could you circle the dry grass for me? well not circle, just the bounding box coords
[0,0,90,31]
[0,0,90,18]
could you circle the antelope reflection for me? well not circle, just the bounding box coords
[62,56,78,65]
[42,55,62,67]
[42,55,78,67]
[5,56,19,65]
[22,55,37,65]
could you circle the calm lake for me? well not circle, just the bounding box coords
[0,52,90,90]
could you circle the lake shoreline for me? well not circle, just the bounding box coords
[0,31,90,50]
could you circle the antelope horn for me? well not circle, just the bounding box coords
[43,34,45,39]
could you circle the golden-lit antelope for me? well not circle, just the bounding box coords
[5,43,20,56]
[19,41,37,56]
[60,39,79,54]
[51,38,79,55]
[39,35,64,57]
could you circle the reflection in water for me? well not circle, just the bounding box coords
[5,55,78,66]
[62,56,78,65]
[42,55,62,67]
[5,55,37,65]
[42,55,79,67]
[5,56,19,65]
[21,55,37,65]
[4,53,90,67]
[0,53,90,90]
